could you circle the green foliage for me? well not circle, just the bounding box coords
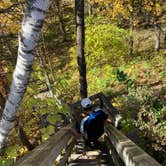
[6,145,19,159]
[0,157,13,166]
[67,23,130,97]
[31,65,45,81]
[88,65,116,94]
[121,118,135,133]
[117,69,128,82]
[40,126,55,141]
[85,23,129,67]
[117,69,136,90]
[1,1,166,163]
[115,68,166,154]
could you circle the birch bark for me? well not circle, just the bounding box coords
[0,0,50,150]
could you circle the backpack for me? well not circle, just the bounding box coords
[85,108,105,125]
[84,108,107,140]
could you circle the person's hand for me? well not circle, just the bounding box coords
[106,118,112,123]
[80,113,86,117]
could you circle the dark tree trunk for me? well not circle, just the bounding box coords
[18,121,35,151]
[54,0,67,41]
[0,93,5,117]
[129,17,134,56]
[75,0,87,99]
[164,33,166,43]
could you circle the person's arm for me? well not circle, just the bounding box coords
[80,116,89,134]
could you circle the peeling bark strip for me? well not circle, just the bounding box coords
[0,0,50,150]
[154,23,161,51]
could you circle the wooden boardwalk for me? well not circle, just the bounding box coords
[68,139,115,166]
[13,93,162,166]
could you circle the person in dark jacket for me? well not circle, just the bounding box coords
[80,98,112,148]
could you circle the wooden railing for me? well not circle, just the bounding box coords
[70,92,161,166]
[70,92,121,127]
[14,124,75,166]
[106,124,161,166]
[14,93,161,166]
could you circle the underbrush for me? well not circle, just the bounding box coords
[111,60,166,163]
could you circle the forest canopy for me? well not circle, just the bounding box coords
[0,0,165,165]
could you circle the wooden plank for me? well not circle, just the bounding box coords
[57,137,76,166]
[106,124,161,166]
[105,136,124,166]
[14,124,75,166]
[68,138,114,166]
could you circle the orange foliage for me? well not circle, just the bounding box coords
[0,1,22,34]
[0,61,10,99]
[143,0,161,16]
[86,0,162,24]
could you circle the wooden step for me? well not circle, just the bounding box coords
[67,139,114,166]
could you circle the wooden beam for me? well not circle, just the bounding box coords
[106,124,161,166]
[14,124,75,166]
[105,136,124,166]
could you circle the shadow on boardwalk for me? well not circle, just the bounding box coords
[68,139,115,166]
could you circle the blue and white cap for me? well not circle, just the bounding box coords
[81,98,92,109]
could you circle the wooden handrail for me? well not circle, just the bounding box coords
[14,93,161,166]
[105,124,161,166]
[14,124,75,166]
[70,92,121,127]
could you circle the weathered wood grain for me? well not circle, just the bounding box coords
[106,124,161,166]
[14,124,75,166]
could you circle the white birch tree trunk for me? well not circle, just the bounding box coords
[0,0,50,150]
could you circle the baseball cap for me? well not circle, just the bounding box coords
[81,98,92,109]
